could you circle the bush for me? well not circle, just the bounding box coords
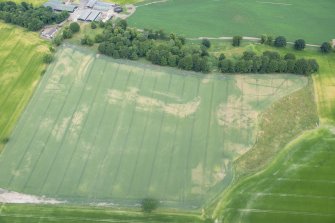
[266,35,273,46]
[232,36,242,47]
[141,198,159,213]
[62,27,73,39]
[91,22,97,29]
[94,34,104,43]
[1,137,9,144]
[81,35,94,46]
[294,39,306,50]
[284,53,296,60]
[201,38,211,48]
[52,35,63,46]
[260,34,267,44]
[116,19,127,30]
[320,42,332,53]
[69,22,80,33]
[42,54,54,64]
[219,53,226,61]
[274,36,287,47]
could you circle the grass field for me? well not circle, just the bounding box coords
[213,128,335,223]
[0,44,307,208]
[0,204,204,223]
[129,0,335,44]
[0,23,49,152]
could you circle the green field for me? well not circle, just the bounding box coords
[129,0,335,44]
[0,44,307,208]
[0,23,48,151]
[213,128,335,223]
[0,204,204,223]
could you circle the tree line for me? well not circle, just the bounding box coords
[96,20,212,73]
[0,1,68,31]
[218,51,319,75]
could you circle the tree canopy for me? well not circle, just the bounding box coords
[294,39,306,50]
[97,22,211,73]
[320,42,332,53]
[69,22,80,33]
[274,36,287,47]
[141,198,159,213]
[218,50,318,76]
[0,1,69,31]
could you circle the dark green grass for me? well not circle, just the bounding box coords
[129,0,335,44]
[213,128,335,223]
[0,204,204,223]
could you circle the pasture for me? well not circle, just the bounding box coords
[129,0,335,44]
[215,128,335,223]
[0,22,48,151]
[0,45,307,208]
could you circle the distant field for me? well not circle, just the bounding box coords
[0,23,48,151]
[129,0,335,44]
[214,128,335,223]
[0,45,306,208]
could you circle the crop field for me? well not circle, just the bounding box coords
[0,22,48,151]
[129,0,335,44]
[0,45,307,208]
[215,128,335,223]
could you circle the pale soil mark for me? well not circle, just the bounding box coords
[0,188,64,204]
[256,1,292,6]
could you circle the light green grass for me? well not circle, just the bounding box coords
[233,79,319,179]
[0,22,49,151]
[213,128,335,223]
[0,0,47,6]
[0,204,204,223]
[129,0,335,44]
[0,44,306,208]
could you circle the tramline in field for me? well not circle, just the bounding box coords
[0,45,307,208]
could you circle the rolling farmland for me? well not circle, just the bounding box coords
[0,45,307,208]
[129,0,335,44]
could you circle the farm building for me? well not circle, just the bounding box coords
[78,9,92,21]
[43,1,77,12]
[87,10,101,21]
[86,0,97,8]
[93,1,115,11]
[41,27,58,39]
[78,9,101,21]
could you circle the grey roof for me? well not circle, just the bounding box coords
[86,10,100,21]
[78,9,92,20]
[93,1,114,11]
[86,0,97,8]
[44,28,57,36]
[44,2,77,12]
